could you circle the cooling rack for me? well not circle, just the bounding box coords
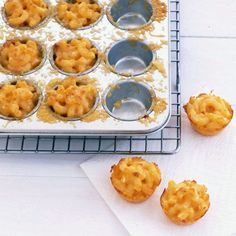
[0,0,180,154]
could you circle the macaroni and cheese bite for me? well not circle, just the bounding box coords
[46,76,98,120]
[0,38,45,75]
[160,180,210,225]
[52,38,98,75]
[56,0,102,30]
[184,93,233,136]
[0,79,41,119]
[4,0,50,29]
[110,157,161,203]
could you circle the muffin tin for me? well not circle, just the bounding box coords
[0,0,170,135]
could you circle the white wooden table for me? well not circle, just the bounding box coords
[0,1,236,235]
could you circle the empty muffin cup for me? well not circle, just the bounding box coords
[107,0,153,30]
[2,0,52,30]
[46,77,100,121]
[0,38,47,76]
[55,0,103,30]
[0,79,42,121]
[103,80,155,121]
[106,39,154,76]
[49,38,100,76]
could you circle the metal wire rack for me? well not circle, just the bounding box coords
[0,0,180,154]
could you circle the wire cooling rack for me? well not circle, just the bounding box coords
[0,0,180,154]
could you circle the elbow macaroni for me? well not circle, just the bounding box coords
[0,80,39,119]
[184,93,233,136]
[4,0,50,28]
[56,0,102,29]
[53,38,98,74]
[110,157,161,202]
[46,76,97,119]
[160,180,210,224]
[0,38,43,74]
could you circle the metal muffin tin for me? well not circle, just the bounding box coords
[106,39,155,76]
[102,80,155,121]
[106,0,154,30]
[0,0,170,136]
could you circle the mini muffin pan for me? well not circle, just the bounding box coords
[0,0,170,135]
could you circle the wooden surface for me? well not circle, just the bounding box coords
[0,1,235,235]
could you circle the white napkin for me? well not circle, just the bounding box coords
[81,110,236,236]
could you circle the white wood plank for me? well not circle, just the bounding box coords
[181,37,236,104]
[180,0,236,37]
[0,176,128,236]
[0,154,93,178]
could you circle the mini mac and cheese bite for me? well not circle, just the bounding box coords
[4,0,50,28]
[0,80,40,119]
[0,38,44,75]
[110,157,161,203]
[52,38,98,74]
[160,180,210,225]
[56,0,102,30]
[46,76,98,119]
[184,93,233,136]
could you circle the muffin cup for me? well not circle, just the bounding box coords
[46,77,100,121]
[0,37,47,76]
[106,0,154,30]
[49,38,100,76]
[106,39,155,77]
[0,78,43,121]
[54,0,104,30]
[102,80,156,121]
[2,0,52,30]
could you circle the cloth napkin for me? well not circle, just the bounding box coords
[81,111,236,236]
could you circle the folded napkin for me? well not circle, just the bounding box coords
[81,111,236,236]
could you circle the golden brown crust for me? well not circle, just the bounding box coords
[184,93,233,136]
[110,157,161,203]
[0,38,43,74]
[160,180,210,225]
